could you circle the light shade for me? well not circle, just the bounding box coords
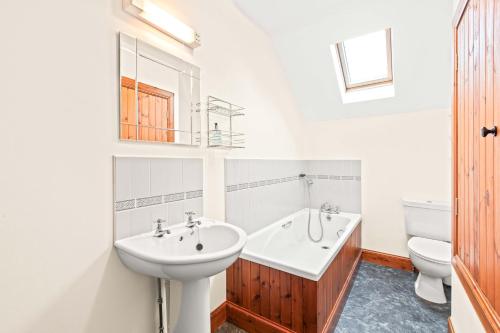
[123,0,200,48]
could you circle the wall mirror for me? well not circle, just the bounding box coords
[119,33,201,146]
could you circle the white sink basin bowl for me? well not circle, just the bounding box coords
[114,218,247,333]
[115,219,246,280]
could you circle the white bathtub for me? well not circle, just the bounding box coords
[240,208,361,281]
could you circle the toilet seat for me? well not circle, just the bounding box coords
[408,237,451,264]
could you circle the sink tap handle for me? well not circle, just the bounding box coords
[185,211,196,220]
[185,211,197,227]
[156,218,167,229]
[153,218,170,237]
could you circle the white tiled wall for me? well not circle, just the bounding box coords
[225,159,305,234]
[114,156,203,240]
[305,160,362,213]
[225,159,361,234]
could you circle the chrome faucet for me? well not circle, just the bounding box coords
[320,202,340,214]
[185,211,200,228]
[185,211,201,237]
[153,218,170,237]
[320,202,332,213]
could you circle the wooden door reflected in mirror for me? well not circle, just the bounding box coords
[120,77,174,142]
[118,32,201,146]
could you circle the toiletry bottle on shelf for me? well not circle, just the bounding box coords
[211,122,222,146]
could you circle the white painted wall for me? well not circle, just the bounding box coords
[303,109,451,256]
[234,0,453,120]
[453,0,461,14]
[0,0,304,332]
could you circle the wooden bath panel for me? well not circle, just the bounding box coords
[226,223,362,333]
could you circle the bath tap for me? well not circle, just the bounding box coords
[320,202,333,213]
[320,202,340,214]
[153,218,170,237]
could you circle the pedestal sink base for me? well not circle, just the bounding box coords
[114,220,247,333]
[172,278,210,333]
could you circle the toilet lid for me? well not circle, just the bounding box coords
[408,237,451,264]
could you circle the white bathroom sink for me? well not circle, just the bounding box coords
[114,218,246,333]
[114,218,247,280]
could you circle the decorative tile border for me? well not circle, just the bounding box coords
[137,195,162,208]
[312,174,361,181]
[226,185,238,192]
[164,192,185,203]
[226,175,300,193]
[225,174,361,193]
[225,175,299,193]
[186,190,203,199]
[115,199,136,211]
[114,190,203,211]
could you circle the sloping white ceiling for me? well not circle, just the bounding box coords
[233,0,453,120]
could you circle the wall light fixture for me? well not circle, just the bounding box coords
[123,0,201,48]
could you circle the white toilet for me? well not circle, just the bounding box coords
[403,199,451,304]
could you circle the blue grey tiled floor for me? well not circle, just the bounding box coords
[216,322,247,333]
[333,262,451,333]
[217,261,451,333]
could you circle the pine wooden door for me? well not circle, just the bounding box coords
[453,0,500,331]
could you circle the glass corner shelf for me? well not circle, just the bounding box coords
[207,96,246,149]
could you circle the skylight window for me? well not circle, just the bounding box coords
[336,29,393,90]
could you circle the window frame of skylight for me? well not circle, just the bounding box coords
[336,28,393,91]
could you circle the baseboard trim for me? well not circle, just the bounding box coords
[448,317,456,333]
[452,256,500,333]
[226,301,295,333]
[211,301,228,333]
[361,249,414,272]
[321,250,362,333]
